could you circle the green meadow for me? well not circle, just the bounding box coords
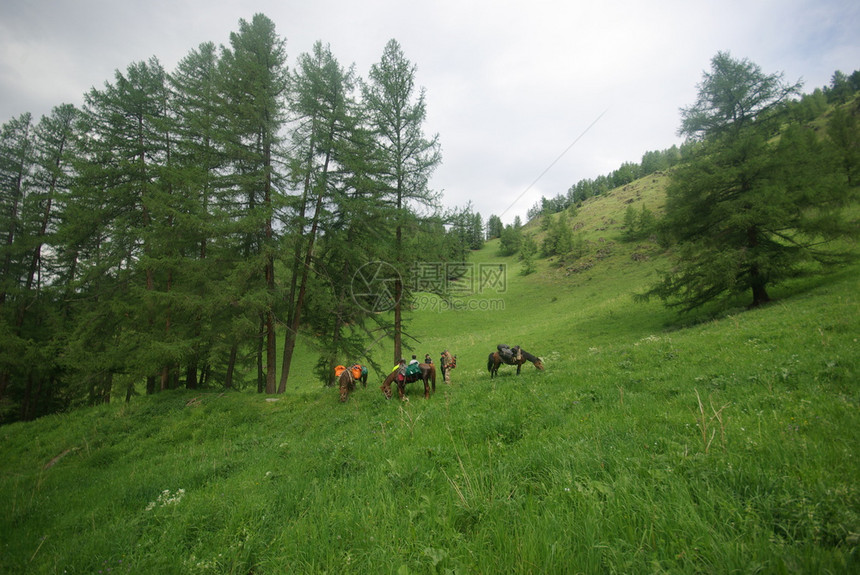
[1,175,858,574]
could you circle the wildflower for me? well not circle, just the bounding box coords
[145,488,185,510]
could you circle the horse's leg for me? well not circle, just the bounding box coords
[423,376,430,399]
[397,379,406,400]
[516,361,521,375]
[339,375,350,402]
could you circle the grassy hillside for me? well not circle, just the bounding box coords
[1,173,858,574]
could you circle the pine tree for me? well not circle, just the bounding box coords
[278,41,364,392]
[0,113,34,410]
[218,14,288,393]
[169,41,229,390]
[362,39,441,364]
[70,57,176,397]
[0,113,33,309]
[642,52,856,311]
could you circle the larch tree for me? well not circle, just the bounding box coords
[0,113,33,310]
[642,52,857,312]
[12,105,78,418]
[0,113,34,409]
[362,39,441,364]
[218,14,288,394]
[169,41,230,390]
[278,41,364,392]
[70,57,176,398]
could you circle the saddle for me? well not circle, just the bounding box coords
[497,344,521,363]
[404,362,421,381]
[336,364,363,380]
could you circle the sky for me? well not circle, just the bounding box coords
[1,0,858,225]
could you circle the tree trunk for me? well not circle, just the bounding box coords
[279,142,313,392]
[160,366,170,391]
[277,147,332,393]
[264,136,277,394]
[751,281,770,307]
[20,373,34,421]
[185,359,198,389]
[103,373,112,404]
[747,226,770,307]
[394,276,403,363]
[393,214,403,364]
[257,317,265,393]
[326,308,344,388]
[264,307,277,394]
[225,343,238,389]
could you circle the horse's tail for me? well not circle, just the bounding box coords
[487,353,494,372]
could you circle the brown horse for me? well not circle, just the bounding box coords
[487,349,544,378]
[381,363,436,400]
[338,369,355,402]
[338,364,368,402]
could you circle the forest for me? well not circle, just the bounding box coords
[0,14,491,423]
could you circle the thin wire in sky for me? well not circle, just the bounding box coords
[498,108,608,220]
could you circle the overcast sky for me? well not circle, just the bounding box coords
[2,0,858,224]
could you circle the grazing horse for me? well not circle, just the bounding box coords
[381,363,436,400]
[337,364,367,402]
[487,349,544,378]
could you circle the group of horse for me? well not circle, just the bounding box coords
[338,345,544,402]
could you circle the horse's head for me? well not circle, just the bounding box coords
[533,358,545,370]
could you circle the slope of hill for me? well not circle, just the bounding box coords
[1,174,857,574]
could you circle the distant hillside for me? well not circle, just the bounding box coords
[521,171,671,274]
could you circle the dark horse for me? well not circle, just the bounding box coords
[381,363,436,400]
[338,364,368,403]
[487,349,544,378]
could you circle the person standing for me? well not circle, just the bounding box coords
[440,350,456,384]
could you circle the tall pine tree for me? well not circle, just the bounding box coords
[218,14,288,393]
[362,39,441,364]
